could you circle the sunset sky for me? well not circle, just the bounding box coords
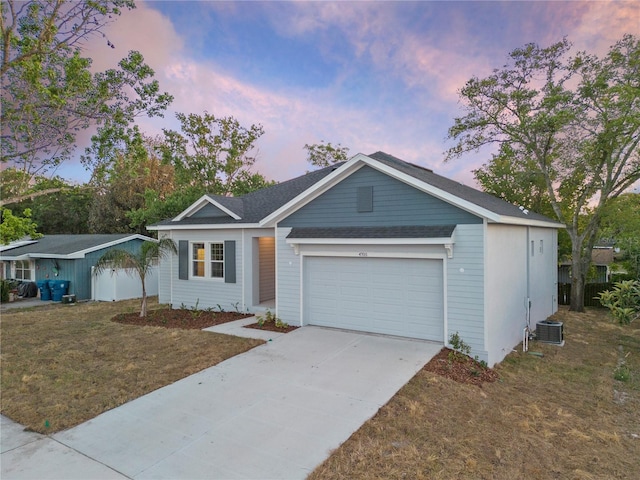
[62,0,640,189]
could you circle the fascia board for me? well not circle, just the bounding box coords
[285,237,454,245]
[0,254,31,261]
[207,198,242,220]
[173,194,211,221]
[174,195,242,221]
[148,223,262,231]
[72,234,157,258]
[490,216,566,228]
[260,155,370,226]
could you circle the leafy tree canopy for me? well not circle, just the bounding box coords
[0,208,41,244]
[159,112,266,195]
[598,193,640,279]
[304,141,350,168]
[1,0,172,183]
[446,34,640,311]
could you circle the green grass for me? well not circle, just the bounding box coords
[1,298,263,433]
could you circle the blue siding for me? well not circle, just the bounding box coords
[190,204,231,218]
[280,166,481,228]
[33,239,146,300]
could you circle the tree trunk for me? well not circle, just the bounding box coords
[569,241,593,312]
[139,280,147,317]
[569,255,586,312]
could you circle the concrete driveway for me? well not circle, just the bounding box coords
[2,324,441,479]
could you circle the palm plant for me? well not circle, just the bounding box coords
[94,238,177,317]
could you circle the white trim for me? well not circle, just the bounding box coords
[285,236,453,246]
[260,160,365,227]
[299,250,446,260]
[188,241,225,281]
[0,240,38,252]
[148,223,261,231]
[174,195,242,221]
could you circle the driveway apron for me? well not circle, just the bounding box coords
[17,326,441,479]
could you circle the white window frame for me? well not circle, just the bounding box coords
[14,259,34,281]
[190,242,224,280]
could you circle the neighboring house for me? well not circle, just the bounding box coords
[149,152,563,366]
[558,246,614,284]
[0,234,156,300]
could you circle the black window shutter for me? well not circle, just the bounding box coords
[224,240,236,283]
[178,240,188,280]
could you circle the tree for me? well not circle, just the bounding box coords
[88,136,175,234]
[1,1,172,182]
[304,141,350,168]
[93,238,177,317]
[0,208,41,244]
[10,177,93,234]
[446,35,640,312]
[160,112,266,195]
[598,193,640,279]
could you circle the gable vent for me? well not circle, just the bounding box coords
[357,186,373,212]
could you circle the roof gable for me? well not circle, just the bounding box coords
[261,152,564,228]
[150,164,343,229]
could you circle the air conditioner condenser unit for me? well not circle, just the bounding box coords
[536,321,564,345]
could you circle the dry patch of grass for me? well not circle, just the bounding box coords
[0,298,263,433]
[310,308,640,480]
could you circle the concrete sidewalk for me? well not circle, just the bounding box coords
[2,323,441,479]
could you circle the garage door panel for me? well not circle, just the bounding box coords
[304,256,444,341]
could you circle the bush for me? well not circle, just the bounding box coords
[597,280,640,325]
[1,280,11,303]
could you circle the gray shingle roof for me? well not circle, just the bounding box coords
[0,234,141,258]
[287,225,457,239]
[154,151,560,227]
[367,151,556,223]
[153,163,344,226]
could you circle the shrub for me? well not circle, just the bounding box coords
[448,332,472,362]
[1,280,11,303]
[597,280,640,325]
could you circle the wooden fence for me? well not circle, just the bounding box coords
[557,283,612,307]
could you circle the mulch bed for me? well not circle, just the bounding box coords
[423,347,499,386]
[113,308,252,330]
[113,307,299,333]
[244,322,299,333]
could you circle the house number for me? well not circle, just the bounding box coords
[358,252,368,257]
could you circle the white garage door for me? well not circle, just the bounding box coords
[304,256,444,341]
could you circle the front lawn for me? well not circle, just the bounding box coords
[0,298,263,433]
[310,307,640,479]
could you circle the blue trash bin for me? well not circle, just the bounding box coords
[37,280,51,301]
[49,280,70,302]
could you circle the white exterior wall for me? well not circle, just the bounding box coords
[158,228,273,312]
[528,227,558,323]
[92,266,159,301]
[276,227,301,324]
[485,224,559,366]
[276,223,488,362]
[485,224,529,365]
[165,229,244,311]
